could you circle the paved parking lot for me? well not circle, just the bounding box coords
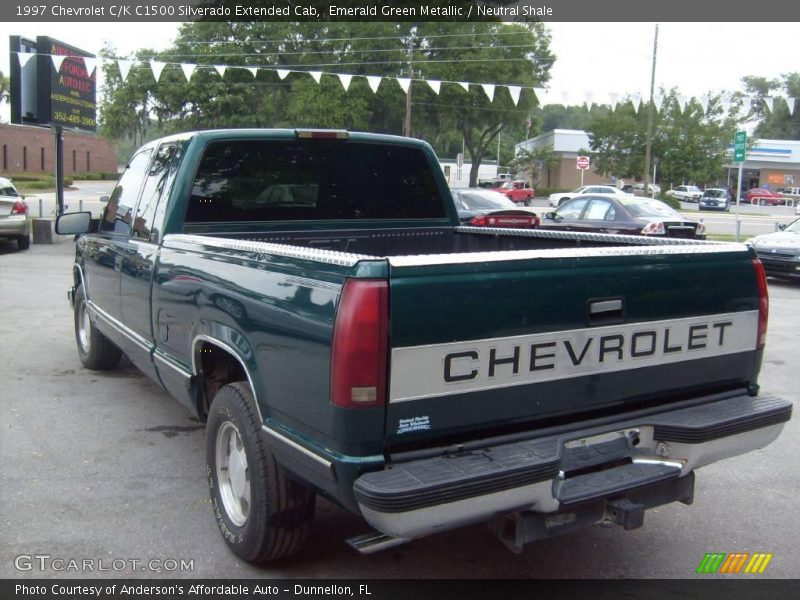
[1,241,798,579]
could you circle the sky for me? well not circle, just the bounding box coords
[3,21,800,123]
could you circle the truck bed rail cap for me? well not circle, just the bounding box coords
[385,227,748,267]
[164,234,374,268]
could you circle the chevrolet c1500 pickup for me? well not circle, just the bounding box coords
[56,129,791,564]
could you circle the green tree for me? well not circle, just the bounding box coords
[743,73,800,140]
[586,90,738,188]
[0,70,9,119]
[99,21,554,185]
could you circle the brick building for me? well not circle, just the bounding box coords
[0,123,117,176]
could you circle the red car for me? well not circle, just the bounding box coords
[490,180,535,205]
[746,188,785,205]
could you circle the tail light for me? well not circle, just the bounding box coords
[641,221,665,235]
[330,279,388,409]
[752,258,769,349]
[470,215,487,227]
[11,200,28,215]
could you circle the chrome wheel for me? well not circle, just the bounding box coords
[77,300,92,354]
[215,421,250,527]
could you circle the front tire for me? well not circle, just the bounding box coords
[207,382,315,563]
[74,285,122,370]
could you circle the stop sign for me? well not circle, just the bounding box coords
[577,156,591,170]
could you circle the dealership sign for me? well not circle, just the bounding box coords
[9,35,97,132]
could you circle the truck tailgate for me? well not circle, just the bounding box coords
[385,244,764,446]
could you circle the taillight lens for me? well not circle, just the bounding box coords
[641,221,665,235]
[470,215,487,227]
[11,200,28,215]
[752,258,769,349]
[330,279,388,409]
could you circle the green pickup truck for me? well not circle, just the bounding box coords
[57,129,791,564]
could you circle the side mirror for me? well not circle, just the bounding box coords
[545,211,558,220]
[99,195,110,203]
[56,211,92,235]
[778,223,786,231]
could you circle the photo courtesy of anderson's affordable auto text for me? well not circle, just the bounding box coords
[2,0,800,597]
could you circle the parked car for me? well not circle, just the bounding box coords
[699,188,731,212]
[666,185,703,202]
[745,217,800,280]
[548,185,630,208]
[0,177,31,250]
[746,188,785,206]
[489,180,535,205]
[633,182,661,195]
[540,194,706,239]
[452,188,539,228]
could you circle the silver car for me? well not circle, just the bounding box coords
[0,177,31,250]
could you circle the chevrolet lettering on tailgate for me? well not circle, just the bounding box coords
[390,312,757,402]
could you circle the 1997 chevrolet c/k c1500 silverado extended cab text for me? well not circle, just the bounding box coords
[56,129,791,564]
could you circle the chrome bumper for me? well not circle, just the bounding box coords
[355,394,790,541]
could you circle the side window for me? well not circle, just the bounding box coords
[556,197,589,220]
[131,144,177,242]
[102,150,152,234]
[584,199,614,220]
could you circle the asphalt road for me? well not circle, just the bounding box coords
[0,241,798,579]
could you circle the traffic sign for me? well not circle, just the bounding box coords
[734,131,747,163]
[577,155,591,170]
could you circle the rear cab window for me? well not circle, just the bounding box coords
[184,139,447,225]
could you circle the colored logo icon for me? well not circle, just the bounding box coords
[696,552,773,574]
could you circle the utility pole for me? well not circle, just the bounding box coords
[643,24,659,190]
[404,35,413,137]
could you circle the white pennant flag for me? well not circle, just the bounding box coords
[763,96,774,113]
[701,93,712,114]
[654,91,665,109]
[118,59,134,82]
[787,97,796,116]
[457,81,469,92]
[481,84,495,102]
[427,80,441,95]
[83,57,97,76]
[584,91,594,111]
[740,97,752,114]
[150,60,167,82]
[214,65,227,78]
[507,85,521,106]
[337,73,353,91]
[51,55,66,72]
[676,95,687,114]
[720,96,732,113]
[181,63,197,82]
[397,77,411,94]
[276,69,290,80]
[247,67,258,78]
[608,92,619,111]
[533,87,547,104]
[366,76,382,94]
[632,93,642,113]
[309,71,322,84]
[17,52,35,68]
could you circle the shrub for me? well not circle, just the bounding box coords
[658,193,682,210]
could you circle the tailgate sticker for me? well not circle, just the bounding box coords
[389,311,759,403]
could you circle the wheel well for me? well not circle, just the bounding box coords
[196,341,248,420]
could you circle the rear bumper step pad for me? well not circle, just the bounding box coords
[355,394,791,514]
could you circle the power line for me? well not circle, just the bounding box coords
[180,29,537,46]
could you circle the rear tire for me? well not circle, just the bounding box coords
[207,382,315,563]
[74,285,122,370]
[17,234,30,250]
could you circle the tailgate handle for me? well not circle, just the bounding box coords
[588,298,624,323]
